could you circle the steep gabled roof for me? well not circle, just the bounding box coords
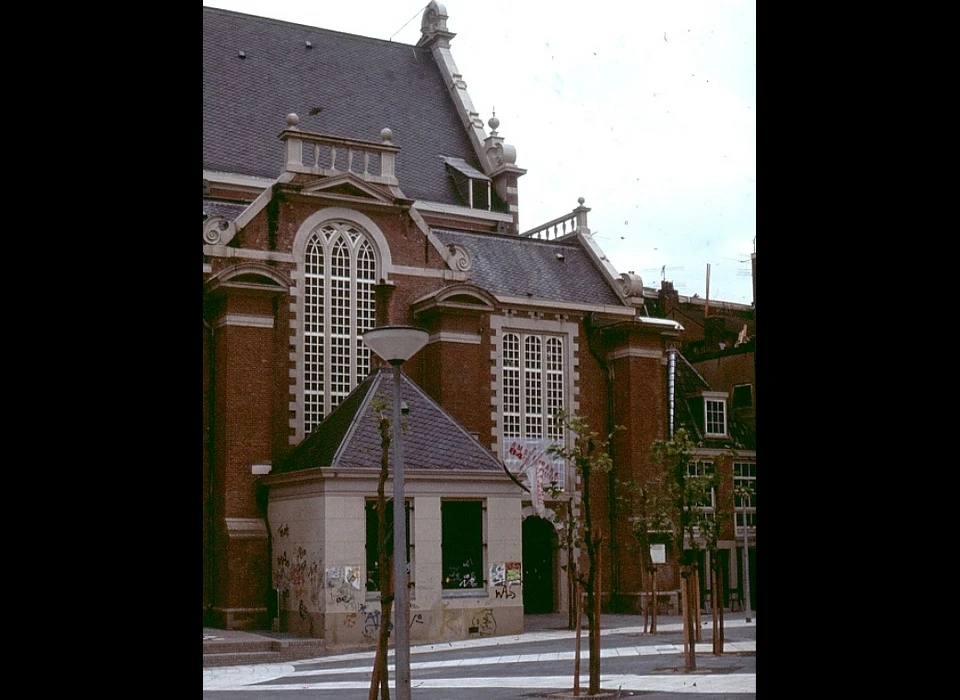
[202,6,486,207]
[674,353,755,451]
[432,228,624,306]
[275,368,506,474]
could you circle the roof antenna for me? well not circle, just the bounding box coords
[390,3,430,41]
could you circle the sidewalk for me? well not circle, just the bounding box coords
[203,611,731,668]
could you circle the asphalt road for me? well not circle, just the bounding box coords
[203,617,756,699]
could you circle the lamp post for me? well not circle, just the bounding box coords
[739,490,752,623]
[362,325,429,700]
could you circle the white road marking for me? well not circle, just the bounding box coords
[204,638,756,692]
[205,673,756,693]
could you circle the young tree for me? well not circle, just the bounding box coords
[617,477,673,634]
[368,399,394,700]
[649,427,719,672]
[547,411,618,697]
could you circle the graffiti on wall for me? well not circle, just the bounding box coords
[273,529,323,622]
[326,565,363,611]
[470,608,497,637]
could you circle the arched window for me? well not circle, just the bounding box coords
[302,220,378,433]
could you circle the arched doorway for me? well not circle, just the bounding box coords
[522,516,557,614]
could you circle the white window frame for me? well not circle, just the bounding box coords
[500,329,567,493]
[301,220,378,433]
[733,461,757,534]
[686,458,716,512]
[703,391,728,437]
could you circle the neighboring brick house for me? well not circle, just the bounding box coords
[202,3,756,641]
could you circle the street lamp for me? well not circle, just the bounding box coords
[738,488,753,623]
[362,325,429,700]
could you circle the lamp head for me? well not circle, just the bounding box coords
[363,325,429,365]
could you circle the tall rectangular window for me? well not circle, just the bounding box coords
[501,332,565,489]
[686,459,716,510]
[365,499,411,593]
[441,500,484,590]
[733,461,757,531]
[704,396,727,436]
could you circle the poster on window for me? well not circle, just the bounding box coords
[503,438,564,514]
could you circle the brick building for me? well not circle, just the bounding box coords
[203,3,756,642]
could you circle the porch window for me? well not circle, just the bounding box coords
[734,461,757,531]
[365,499,411,593]
[441,500,484,590]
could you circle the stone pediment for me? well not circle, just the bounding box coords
[411,283,497,319]
[298,172,397,204]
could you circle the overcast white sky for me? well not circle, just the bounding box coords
[204,1,756,305]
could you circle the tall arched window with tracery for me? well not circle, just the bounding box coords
[302,220,378,433]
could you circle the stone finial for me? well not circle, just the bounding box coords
[380,128,393,144]
[420,1,449,34]
[488,109,499,135]
[286,113,300,128]
[578,197,585,206]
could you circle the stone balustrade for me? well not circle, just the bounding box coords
[279,114,400,186]
[520,197,590,240]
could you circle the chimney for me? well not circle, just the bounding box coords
[704,316,725,351]
[659,280,679,316]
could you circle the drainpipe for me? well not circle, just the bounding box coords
[667,342,677,439]
[584,313,621,610]
[204,316,216,624]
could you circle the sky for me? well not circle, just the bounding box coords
[204,1,756,305]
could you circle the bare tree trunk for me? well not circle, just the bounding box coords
[369,416,394,700]
[568,551,578,631]
[694,565,702,643]
[686,572,698,671]
[643,565,651,634]
[588,545,601,696]
[717,559,725,647]
[650,565,658,635]
[369,565,393,700]
[573,584,581,696]
[711,560,722,655]
[681,566,697,672]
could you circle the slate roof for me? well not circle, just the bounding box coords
[674,353,755,452]
[275,368,507,474]
[433,229,624,306]
[202,6,487,207]
[202,200,247,221]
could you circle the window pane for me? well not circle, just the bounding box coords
[441,501,483,589]
[365,499,411,593]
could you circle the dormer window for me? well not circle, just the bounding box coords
[732,383,753,409]
[442,156,491,211]
[702,391,728,437]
